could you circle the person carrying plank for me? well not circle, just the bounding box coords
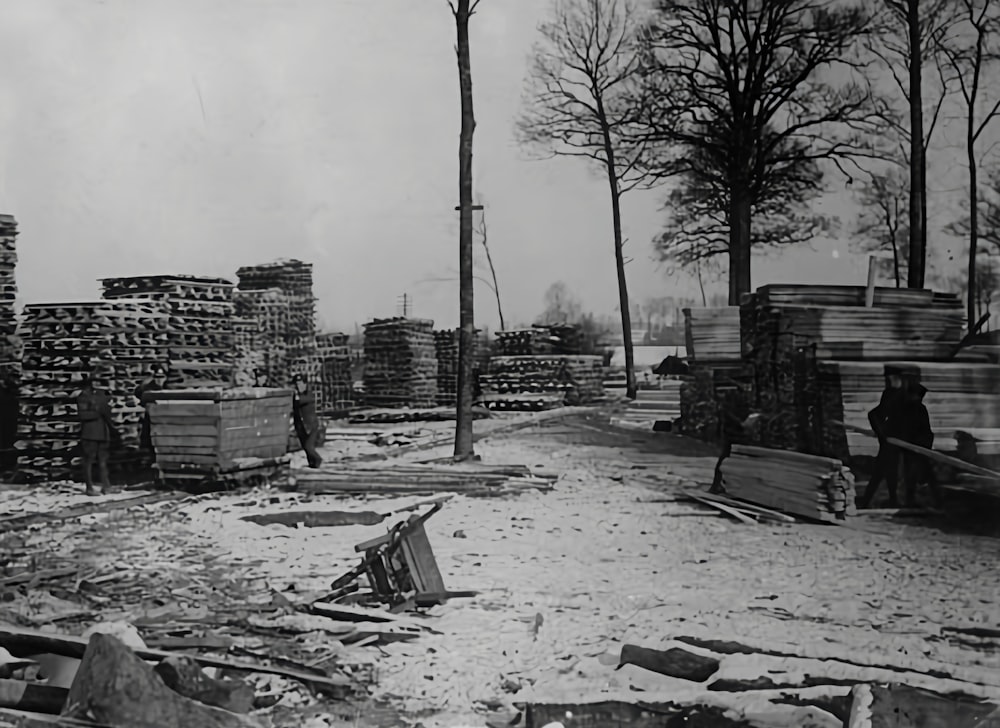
[76,376,116,496]
[291,374,323,469]
[856,368,907,509]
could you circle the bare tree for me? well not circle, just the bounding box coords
[476,208,506,331]
[637,0,879,305]
[517,0,655,399]
[948,163,1000,255]
[853,166,910,287]
[865,0,959,289]
[448,0,482,461]
[936,0,1000,325]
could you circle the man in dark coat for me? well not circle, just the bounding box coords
[897,382,942,508]
[856,369,907,509]
[134,364,168,462]
[292,374,323,469]
[77,376,115,496]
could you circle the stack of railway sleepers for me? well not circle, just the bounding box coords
[317,332,353,411]
[478,355,603,409]
[101,275,235,388]
[363,318,438,408]
[494,328,556,355]
[683,307,741,361]
[235,259,316,360]
[233,287,290,387]
[541,323,584,354]
[720,444,857,522]
[232,316,265,386]
[0,215,20,470]
[433,328,482,406]
[818,361,1000,460]
[15,300,170,481]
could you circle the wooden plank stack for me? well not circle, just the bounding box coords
[15,300,171,481]
[317,331,353,411]
[683,307,742,361]
[741,285,967,458]
[818,360,1000,459]
[231,316,265,386]
[478,355,603,409]
[0,214,18,365]
[101,275,235,388]
[362,318,438,408]
[433,329,484,406]
[233,287,290,387]
[720,444,857,522]
[494,328,556,355]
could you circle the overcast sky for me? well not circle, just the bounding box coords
[0,0,965,333]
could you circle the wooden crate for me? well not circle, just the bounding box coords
[147,387,292,472]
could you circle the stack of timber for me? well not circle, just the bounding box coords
[146,387,293,487]
[433,328,483,406]
[15,300,170,480]
[363,318,438,408]
[0,215,20,471]
[233,287,290,387]
[678,364,752,444]
[478,355,603,410]
[292,462,558,496]
[541,322,585,354]
[684,307,742,362]
[611,381,683,430]
[231,316,265,387]
[741,284,966,455]
[235,259,317,359]
[317,331,353,411]
[101,275,236,388]
[494,328,556,355]
[720,444,857,522]
[818,361,1000,460]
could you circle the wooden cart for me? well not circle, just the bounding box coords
[146,387,293,489]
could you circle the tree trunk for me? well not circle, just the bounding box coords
[454,0,476,460]
[969,122,979,329]
[907,0,927,289]
[599,114,636,399]
[728,189,753,305]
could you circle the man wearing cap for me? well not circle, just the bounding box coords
[897,380,943,508]
[76,376,115,496]
[134,364,168,464]
[857,368,907,509]
[292,374,323,469]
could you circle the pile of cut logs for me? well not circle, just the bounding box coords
[363,318,438,408]
[478,355,603,410]
[0,214,18,366]
[317,331,353,411]
[233,287,290,387]
[15,300,171,481]
[720,444,857,522]
[101,275,236,388]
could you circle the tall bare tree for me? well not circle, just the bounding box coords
[449,0,481,461]
[637,0,878,305]
[853,166,910,287]
[866,0,958,289]
[517,0,654,399]
[937,0,1000,325]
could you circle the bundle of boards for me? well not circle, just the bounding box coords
[720,444,857,523]
[478,355,604,410]
[15,300,171,480]
[233,287,290,387]
[101,275,236,388]
[683,307,742,362]
[317,331,353,411]
[363,318,439,408]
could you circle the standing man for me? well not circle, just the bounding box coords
[291,374,323,469]
[135,364,168,464]
[77,376,115,496]
[857,368,908,509]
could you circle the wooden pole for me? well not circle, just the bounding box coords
[865,255,877,308]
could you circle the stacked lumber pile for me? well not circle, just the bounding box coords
[678,363,752,443]
[101,275,235,388]
[233,287,290,386]
[292,462,558,496]
[363,318,438,408]
[612,382,683,430]
[433,329,483,406]
[818,361,1000,459]
[236,259,316,359]
[231,316,264,387]
[741,284,966,455]
[494,328,555,355]
[684,307,741,361]
[478,355,603,410]
[317,331,353,410]
[15,300,170,480]
[0,214,18,366]
[720,444,857,522]
[542,323,584,354]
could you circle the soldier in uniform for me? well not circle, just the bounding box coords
[76,376,115,496]
[291,374,323,469]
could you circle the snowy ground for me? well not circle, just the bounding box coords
[3,409,1000,727]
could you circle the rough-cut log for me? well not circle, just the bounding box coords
[241,510,385,528]
[153,656,254,714]
[617,645,720,682]
[62,634,261,727]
